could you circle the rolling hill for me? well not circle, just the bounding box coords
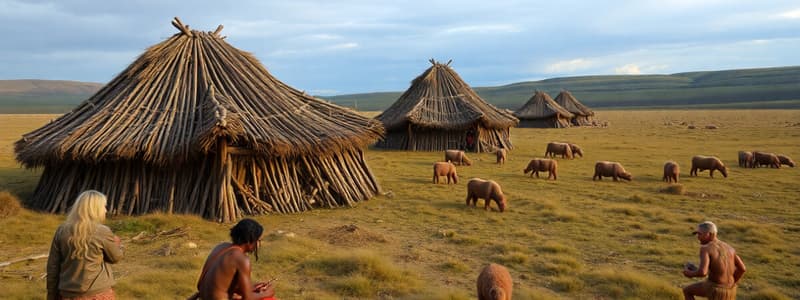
[1,66,798,113]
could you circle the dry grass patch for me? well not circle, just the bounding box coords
[300,250,420,297]
[0,190,21,218]
[582,267,682,299]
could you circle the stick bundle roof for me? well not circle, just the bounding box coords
[376,59,518,130]
[554,90,595,117]
[514,90,574,119]
[15,18,384,168]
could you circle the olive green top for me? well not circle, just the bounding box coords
[46,223,124,300]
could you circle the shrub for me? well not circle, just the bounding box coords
[0,190,22,218]
[659,184,686,195]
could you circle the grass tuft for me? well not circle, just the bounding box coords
[659,184,686,195]
[0,190,22,218]
[582,267,682,299]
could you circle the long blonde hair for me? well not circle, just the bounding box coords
[65,190,108,259]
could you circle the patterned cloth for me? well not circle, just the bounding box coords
[705,281,736,300]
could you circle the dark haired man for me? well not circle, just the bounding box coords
[682,221,746,300]
[194,218,275,300]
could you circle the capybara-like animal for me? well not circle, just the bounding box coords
[545,142,573,159]
[690,155,728,178]
[477,263,513,300]
[593,161,632,181]
[752,151,780,168]
[445,149,472,166]
[738,151,753,168]
[568,143,583,158]
[523,158,558,180]
[433,162,458,184]
[663,161,679,183]
[777,154,796,167]
[496,148,507,165]
[466,178,507,212]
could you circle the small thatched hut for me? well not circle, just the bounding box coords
[375,60,518,152]
[554,90,595,126]
[14,18,385,222]
[514,91,574,128]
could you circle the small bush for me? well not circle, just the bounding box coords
[550,276,584,292]
[659,184,686,195]
[0,190,22,218]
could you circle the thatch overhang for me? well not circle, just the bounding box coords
[554,90,595,117]
[15,18,384,168]
[376,60,518,131]
[514,90,574,119]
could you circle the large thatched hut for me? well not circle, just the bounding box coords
[14,18,384,222]
[554,90,595,126]
[375,60,518,152]
[514,90,574,128]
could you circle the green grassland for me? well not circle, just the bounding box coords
[325,66,800,111]
[1,110,799,299]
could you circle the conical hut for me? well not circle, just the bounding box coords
[554,90,595,126]
[375,59,518,152]
[14,18,385,222]
[514,90,574,128]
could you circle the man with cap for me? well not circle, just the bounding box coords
[682,221,746,300]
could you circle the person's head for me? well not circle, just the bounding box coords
[65,190,108,258]
[231,218,264,259]
[692,221,718,243]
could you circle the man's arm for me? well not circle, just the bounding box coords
[233,254,274,299]
[684,246,710,278]
[733,254,746,283]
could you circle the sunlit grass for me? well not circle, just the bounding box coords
[0,110,798,299]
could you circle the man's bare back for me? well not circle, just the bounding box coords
[683,221,746,300]
[198,243,249,299]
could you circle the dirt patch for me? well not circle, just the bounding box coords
[311,224,388,247]
[658,186,724,199]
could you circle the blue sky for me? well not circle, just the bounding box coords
[1,0,798,95]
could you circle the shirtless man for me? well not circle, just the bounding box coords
[196,218,275,300]
[682,221,746,300]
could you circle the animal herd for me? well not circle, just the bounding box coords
[432,143,795,214]
[433,144,794,299]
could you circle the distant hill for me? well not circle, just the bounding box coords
[324,66,800,111]
[0,80,103,113]
[1,66,799,113]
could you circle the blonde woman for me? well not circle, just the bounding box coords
[46,190,124,300]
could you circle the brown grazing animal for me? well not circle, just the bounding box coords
[433,162,458,184]
[777,154,795,167]
[523,158,558,180]
[752,151,780,168]
[738,151,753,168]
[593,161,632,181]
[476,263,512,300]
[705,124,718,129]
[568,143,583,158]
[466,178,507,212]
[690,155,728,177]
[445,150,472,166]
[496,148,507,165]
[544,142,573,159]
[663,161,679,183]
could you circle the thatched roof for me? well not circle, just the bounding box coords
[554,90,594,117]
[376,59,518,131]
[15,18,384,168]
[514,90,574,119]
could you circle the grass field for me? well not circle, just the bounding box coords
[1,110,799,299]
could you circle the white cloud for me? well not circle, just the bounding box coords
[544,58,593,73]
[325,42,358,50]
[775,9,800,19]
[440,24,521,35]
[614,64,642,75]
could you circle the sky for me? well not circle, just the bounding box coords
[1,0,798,96]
